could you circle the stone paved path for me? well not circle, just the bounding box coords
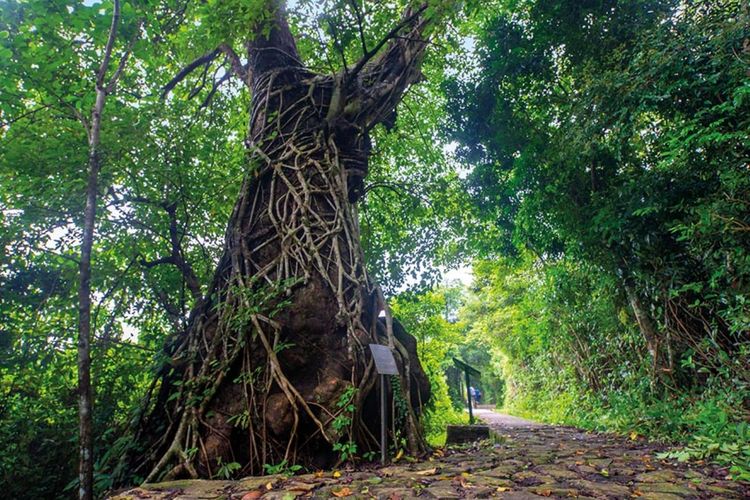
[473,408,540,428]
[111,410,750,499]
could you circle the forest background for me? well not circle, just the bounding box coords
[1,0,748,497]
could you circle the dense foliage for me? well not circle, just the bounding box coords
[448,0,750,480]
[1,0,748,496]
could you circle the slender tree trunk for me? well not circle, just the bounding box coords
[623,282,671,385]
[77,2,126,498]
[122,2,437,484]
[78,140,98,500]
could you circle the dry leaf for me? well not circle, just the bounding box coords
[265,482,274,491]
[497,486,511,492]
[394,449,405,462]
[331,486,352,497]
[539,489,552,497]
[241,490,263,500]
[332,470,342,478]
[416,467,438,476]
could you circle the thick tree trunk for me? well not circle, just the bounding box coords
[122,3,434,484]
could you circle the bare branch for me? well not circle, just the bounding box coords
[161,48,221,98]
[218,43,250,84]
[348,0,368,56]
[348,4,427,79]
[200,71,232,108]
[106,19,144,93]
[96,0,121,88]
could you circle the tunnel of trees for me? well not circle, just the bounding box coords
[1,0,748,497]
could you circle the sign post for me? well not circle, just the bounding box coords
[369,344,399,464]
[452,358,481,424]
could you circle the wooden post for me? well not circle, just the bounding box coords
[465,369,473,424]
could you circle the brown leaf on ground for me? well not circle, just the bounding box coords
[240,491,262,500]
[331,486,352,497]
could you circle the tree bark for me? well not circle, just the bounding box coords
[122,2,436,484]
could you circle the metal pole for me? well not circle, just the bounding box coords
[465,369,473,424]
[380,374,387,464]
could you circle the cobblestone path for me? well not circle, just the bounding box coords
[112,410,749,499]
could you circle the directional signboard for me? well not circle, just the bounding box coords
[452,358,481,378]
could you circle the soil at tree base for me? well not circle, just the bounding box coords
[110,409,749,498]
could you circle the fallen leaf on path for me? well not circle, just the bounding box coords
[416,467,438,476]
[331,486,352,497]
[265,482,274,490]
[394,449,404,462]
[497,486,511,492]
[241,492,263,500]
[332,470,342,478]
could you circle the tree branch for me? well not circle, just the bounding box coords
[347,4,427,80]
[218,43,249,84]
[96,0,121,88]
[106,18,144,93]
[161,48,221,98]
[348,0,368,56]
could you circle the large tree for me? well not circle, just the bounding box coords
[120,0,447,483]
